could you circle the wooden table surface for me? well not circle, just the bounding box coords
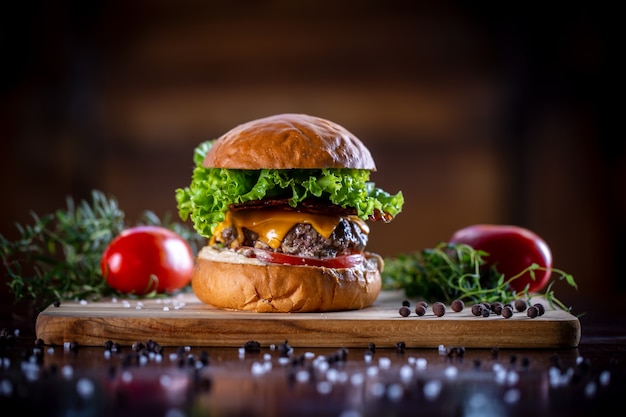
[1,297,624,417]
[34,292,581,349]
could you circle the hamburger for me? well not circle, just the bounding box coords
[175,113,404,312]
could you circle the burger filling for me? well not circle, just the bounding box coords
[211,206,369,259]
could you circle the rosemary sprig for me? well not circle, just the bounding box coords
[1,190,204,310]
[381,242,577,312]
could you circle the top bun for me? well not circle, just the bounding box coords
[203,113,376,170]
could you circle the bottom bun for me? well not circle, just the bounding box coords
[192,246,383,312]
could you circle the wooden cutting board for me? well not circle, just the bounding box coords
[35,291,580,349]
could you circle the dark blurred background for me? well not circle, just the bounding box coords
[1,1,620,325]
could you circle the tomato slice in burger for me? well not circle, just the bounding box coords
[252,249,365,268]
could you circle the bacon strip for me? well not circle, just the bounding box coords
[231,198,393,222]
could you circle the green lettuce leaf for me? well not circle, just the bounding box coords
[175,141,404,238]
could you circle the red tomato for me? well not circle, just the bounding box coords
[251,248,365,269]
[449,224,553,293]
[101,226,194,295]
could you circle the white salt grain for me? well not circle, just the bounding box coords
[350,373,365,386]
[503,388,521,404]
[599,370,611,386]
[444,365,458,379]
[366,366,379,378]
[369,382,385,398]
[423,380,442,400]
[121,370,133,383]
[387,383,404,401]
[399,365,413,383]
[584,381,597,397]
[76,378,95,398]
[296,370,310,383]
[0,379,13,396]
[61,365,73,379]
[316,381,332,395]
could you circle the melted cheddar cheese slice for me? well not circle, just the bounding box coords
[212,208,369,249]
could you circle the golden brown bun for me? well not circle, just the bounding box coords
[203,113,376,170]
[192,246,383,312]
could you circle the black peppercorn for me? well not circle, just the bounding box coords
[432,301,446,317]
[501,305,513,319]
[243,340,261,353]
[527,306,539,318]
[533,303,546,316]
[399,306,411,317]
[132,341,145,352]
[514,299,527,312]
[491,302,503,315]
[491,347,499,359]
[481,307,490,317]
[199,350,210,366]
[415,305,427,316]
[471,304,483,316]
[278,340,293,356]
[451,299,464,312]
[402,300,410,307]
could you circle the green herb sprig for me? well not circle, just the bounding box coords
[1,190,204,310]
[381,242,577,312]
